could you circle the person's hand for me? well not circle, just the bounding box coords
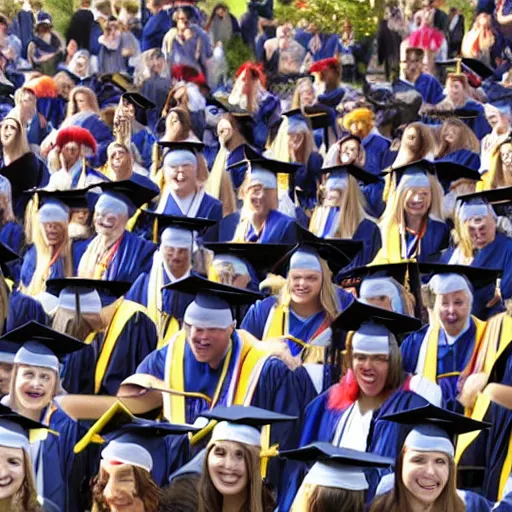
[458,372,489,408]
[58,149,67,171]
[255,338,301,370]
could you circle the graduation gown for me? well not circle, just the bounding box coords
[141,10,172,51]
[362,132,391,176]
[295,152,323,210]
[6,289,47,332]
[157,189,223,220]
[462,100,492,140]
[61,300,158,395]
[317,88,345,109]
[253,94,281,150]
[132,127,156,170]
[20,239,89,289]
[393,73,445,104]
[436,148,481,172]
[0,220,24,255]
[401,321,480,411]
[227,144,250,190]
[203,209,297,243]
[26,113,51,146]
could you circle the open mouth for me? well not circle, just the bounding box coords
[360,372,376,385]
[417,478,439,492]
[218,472,241,486]
[25,390,44,399]
[0,477,12,487]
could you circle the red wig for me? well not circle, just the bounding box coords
[171,65,208,86]
[23,76,58,98]
[55,126,97,154]
[235,62,266,87]
[309,57,340,75]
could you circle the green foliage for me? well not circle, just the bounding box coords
[0,0,20,20]
[224,33,256,77]
[45,0,75,37]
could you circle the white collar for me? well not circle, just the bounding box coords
[441,316,471,345]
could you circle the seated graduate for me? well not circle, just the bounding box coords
[89,428,163,512]
[0,408,62,512]
[46,126,105,190]
[308,57,345,110]
[154,141,223,220]
[0,176,24,255]
[126,214,212,342]
[478,137,512,191]
[299,299,430,445]
[267,109,324,211]
[480,102,511,174]
[0,109,49,218]
[441,196,512,308]
[282,442,394,512]
[340,108,391,177]
[159,106,199,145]
[14,86,51,150]
[42,86,114,167]
[197,406,294,512]
[1,321,89,511]
[434,117,481,171]
[78,180,157,282]
[203,149,297,243]
[227,62,281,150]
[20,195,89,303]
[401,267,491,411]
[393,47,444,105]
[369,404,491,512]
[47,277,158,395]
[135,277,304,458]
[309,160,381,266]
[372,161,450,263]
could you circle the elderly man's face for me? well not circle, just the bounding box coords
[162,246,190,278]
[467,214,496,249]
[186,324,233,368]
[94,209,127,239]
[435,290,471,337]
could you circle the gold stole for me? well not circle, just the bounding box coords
[455,313,512,499]
[371,221,402,264]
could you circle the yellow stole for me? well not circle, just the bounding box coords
[475,172,491,192]
[455,313,512,499]
[92,300,147,394]
[157,317,180,350]
[423,316,487,383]
[371,221,402,264]
[163,329,268,424]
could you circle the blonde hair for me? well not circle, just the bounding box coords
[278,257,341,322]
[436,118,480,158]
[488,140,512,189]
[309,175,370,238]
[66,86,100,118]
[21,217,73,297]
[1,109,30,160]
[291,78,314,109]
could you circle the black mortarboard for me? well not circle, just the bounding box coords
[34,187,90,210]
[99,72,134,92]
[418,263,501,291]
[0,241,19,276]
[200,405,296,426]
[458,186,512,218]
[434,161,481,185]
[0,404,47,431]
[321,163,381,185]
[46,277,132,301]
[122,92,156,110]
[282,107,332,130]
[157,140,205,153]
[94,179,159,213]
[384,159,436,186]
[140,210,216,241]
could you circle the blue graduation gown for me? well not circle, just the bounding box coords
[363,179,386,218]
[295,152,323,210]
[61,302,158,395]
[317,88,345,109]
[37,97,65,133]
[97,231,156,282]
[0,220,24,279]
[362,132,391,176]
[203,209,296,243]
[158,191,223,220]
[141,9,172,51]
[401,321,477,411]
[440,232,512,319]
[310,33,340,61]
[26,113,51,146]
[436,148,481,171]
[132,128,156,170]
[416,217,451,262]
[253,94,281,150]
[227,144,250,190]
[414,73,445,104]
[20,239,89,289]
[463,100,492,140]
[6,290,47,332]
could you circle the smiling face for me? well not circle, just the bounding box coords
[402,449,450,508]
[443,124,461,146]
[101,462,144,512]
[165,162,197,196]
[500,142,512,174]
[467,214,496,249]
[352,352,389,397]
[404,187,431,219]
[0,120,18,149]
[186,325,232,368]
[14,365,56,413]
[243,184,272,217]
[289,269,322,306]
[161,246,190,278]
[0,446,25,502]
[42,221,66,247]
[207,441,249,498]
[435,290,471,337]
[94,209,127,240]
[339,139,360,164]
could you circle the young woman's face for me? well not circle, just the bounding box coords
[324,187,343,207]
[289,269,322,306]
[0,446,25,501]
[352,352,389,397]
[166,162,197,194]
[43,222,66,247]
[447,80,465,105]
[101,462,144,512]
[339,139,360,164]
[74,92,90,112]
[61,142,80,168]
[207,441,248,497]
[15,365,56,412]
[500,143,512,173]
[404,187,431,218]
[299,86,315,107]
[244,184,270,216]
[443,125,461,145]
[402,449,450,508]
[0,120,18,148]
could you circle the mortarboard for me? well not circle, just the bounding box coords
[282,107,332,131]
[384,159,435,189]
[99,72,134,93]
[34,188,91,211]
[93,180,159,216]
[121,92,156,110]
[0,241,19,277]
[320,163,380,186]
[157,140,205,153]
[458,186,512,218]
[456,194,497,223]
[0,405,47,453]
[434,161,481,189]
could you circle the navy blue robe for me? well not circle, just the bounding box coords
[401,321,478,411]
[362,132,391,176]
[0,220,24,279]
[26,113,51,146]
[202,209,296,243]
[317,88,345,109]
[227,144,250,190]
[6,290,47,332]
[132,128,156,170]
[295,152,323,210]
[141,9,172,51]
[436,148,481,171]
[158,191,223,220]
[253,94,281,150]
[462,100,492,140]
[393,73,444,104]
[415,217,451,262]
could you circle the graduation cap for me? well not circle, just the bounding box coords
[94,180,159,216]
[282,107,332,131]
[141,209,216,244]
[33,187,91,210]
[157,140,205,153]
[99,73,134,93]
[56,65,81,84]
[74,400,198,455]
[0,241,19,277]
[437,58,494,82]
[458,186,512,218]
[455,193,498,223]
[46,277,132,309]
[331,299,422,337]
[121,92,156,110]
[0,321,86,372]
[419,263,501,292]
[434,161,481,189]
[320,163,380,186]
[0,405,48,454]
[384,159,436,188]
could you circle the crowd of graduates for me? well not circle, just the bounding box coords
[0,0,511,511]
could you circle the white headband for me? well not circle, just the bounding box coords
[184,298,234,329]
[161,227,193,249]
[428,274,472,296]
[163,150,197,169]
[213,255,249,276]
[360,277,403,314]
[101,440,153,472]
[249,166,277,189]
[326,173,348,191]
[458,203,496,223]
[404,425,454,457]
[397,170,430,192]
[38,201,69,224]
[58,287,102,314]
[14,342,59,372]
[303,461,369,491]
[352,322,391,355]
[0,420,30,453]
[289,250,322,272]
[210,421,261,447]
[95,194,129,217]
